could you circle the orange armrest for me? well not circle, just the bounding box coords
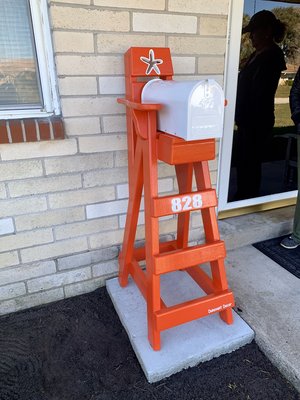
[117,98,163,111]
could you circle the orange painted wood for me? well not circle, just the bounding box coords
[117,98,162,111]
[129,259,147,298]
[132,240,178,262]
[158,134,215,165]
[155,290,234,331]
[125,47,173,77]
[194,161,221,242]
[118,47,234,350]
[152,189,217,217]
[154,241,226,275]
[118,140,144,287]
[129,260,167,310]
[186,265,215,294]
[175,163,193,248]
[141,110,162,350]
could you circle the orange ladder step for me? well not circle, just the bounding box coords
[155,290,234,331]
[154,241,226,275]
[152,189,217,217]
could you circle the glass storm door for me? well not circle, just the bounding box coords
[218,0,300,213]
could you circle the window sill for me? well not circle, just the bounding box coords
[0,116,65,144]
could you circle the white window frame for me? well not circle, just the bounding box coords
[0,0,60,120]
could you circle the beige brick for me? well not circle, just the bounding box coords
[97,33,165,53]
[84,167,128,187]
[21,237,89,263]
[0,288,64,315]
[0,183,6,198]
[49,186,115,209]
[158,162,176,178]
[53,31,94,53]
[94,0,165,9]
[191,212,202,228]
[0,282,26,301]
[79,134,127,153]
[27,267,91,293]
[98,77,125,95]
[172,57,196,74]
[55,216,118,240]
[133,13,197,33]
[199,16,228,36]
[89,229,124,249]
[51,6,129,31]
[211,170,217,186]
[45,153,113,175]
[198,56,225,74]
[56,55,123,76]
[0,160,43,181]
[169,36,226,55]
[59,77,98,96]
[175,74,222,83]
[0,229,53,253]
[0,251,19,269]
[114,150,128,167]
[0,217,14,235]
[64,117,101,136]
[117,177,173,199]
[0,197,47,218]
[159,217,177,235]
[168,0,229,15]
[102,115,126,132]
[0,261,56,285]
[119,211,143,229]
[15,207,85,231]
[57,247,118,270]
[51,0,90,4]
[64,278,105,298]
[86,199,128,219]
[61,97,123,117]
[92,259,118,278]
[9,174,82,197]
[208,158,218,171]
[0,140,78,161]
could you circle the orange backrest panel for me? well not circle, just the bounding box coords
[124,47,174,101]
[125,47,174,77]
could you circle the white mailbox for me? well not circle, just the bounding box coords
[141,79,224,141]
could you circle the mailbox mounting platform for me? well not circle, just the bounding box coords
[117,47,234,351]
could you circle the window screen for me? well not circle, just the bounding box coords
[0,0,43,110]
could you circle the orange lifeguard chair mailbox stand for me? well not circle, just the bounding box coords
[118,47,234,351]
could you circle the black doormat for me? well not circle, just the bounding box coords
[0,287,299,400]
[253,235,300,279]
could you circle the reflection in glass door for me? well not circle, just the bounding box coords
[219,0,300,212]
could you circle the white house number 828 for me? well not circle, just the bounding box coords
[171,194,202,213]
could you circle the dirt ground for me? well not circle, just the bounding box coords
[0,287,299,400]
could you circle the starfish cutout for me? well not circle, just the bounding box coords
[140,49,163,75]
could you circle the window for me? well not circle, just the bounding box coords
[0,0,60,120]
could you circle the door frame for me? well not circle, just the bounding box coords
[217,0,297,213]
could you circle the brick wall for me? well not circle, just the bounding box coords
[0,0,229,314]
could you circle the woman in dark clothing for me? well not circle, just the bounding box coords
[233,10,286,201]
[280,67,300,249]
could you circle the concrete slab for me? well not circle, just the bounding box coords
[106,271,254,383]
[225,245,300,392]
